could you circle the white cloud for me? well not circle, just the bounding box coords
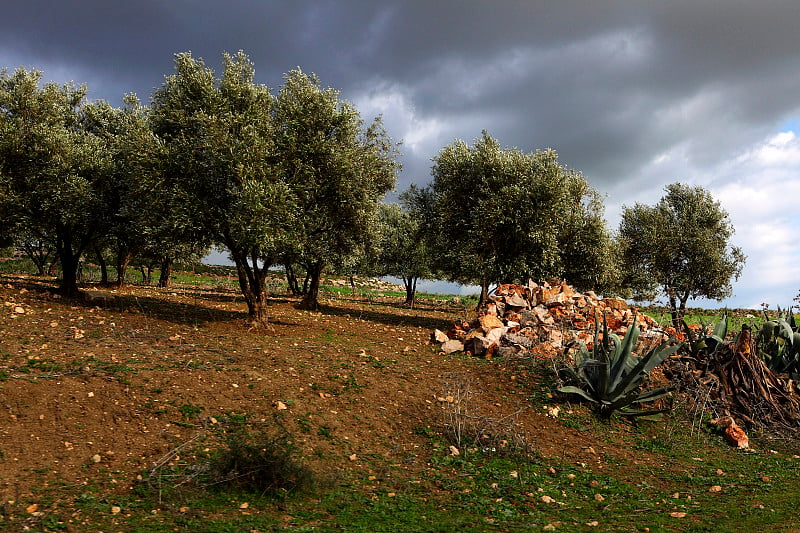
[353,82,446,155]
[741,130,800,166]
[705,130,800,307]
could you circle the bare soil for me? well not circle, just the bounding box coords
[0,274,683,516]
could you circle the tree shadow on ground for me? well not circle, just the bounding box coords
[319,302,454,331]
[1,274,249,327]
[1,274,456,330]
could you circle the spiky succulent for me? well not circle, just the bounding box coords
[682,311,729,358]
[558,312,682,418]
[757,307,800,375]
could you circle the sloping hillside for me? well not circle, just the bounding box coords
[1,274,798,531]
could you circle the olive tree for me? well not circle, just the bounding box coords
[618,182,746,326]
[373,199,433,306]
[0,67,111,296]
[555,177,622,295]
[150,52,296,322]
[273,69,400,310]
[425,131,612,305]
[80,96,165,286]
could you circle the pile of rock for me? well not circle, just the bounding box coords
[432,280,666,358]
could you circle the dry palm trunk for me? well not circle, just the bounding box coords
[710,326,800,429]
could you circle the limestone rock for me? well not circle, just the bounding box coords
[441,339,464,354]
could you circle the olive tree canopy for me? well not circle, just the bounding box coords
[424,131,614,304]
[0,67,111,296]
[273,69,400,310]
[373,198,433,306]
[150,52,297,322]
[618,182,746,326]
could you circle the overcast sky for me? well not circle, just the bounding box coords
[3,1,800,309]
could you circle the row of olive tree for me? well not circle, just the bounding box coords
[389,132,745,324]
[0,54,745,325]
[0,67,209,294]
[0,52,400,320]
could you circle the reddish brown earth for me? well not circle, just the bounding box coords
[0,274,672,516]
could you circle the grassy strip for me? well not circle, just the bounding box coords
[10,414,799,532]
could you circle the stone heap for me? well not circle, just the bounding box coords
[432,280,666,358]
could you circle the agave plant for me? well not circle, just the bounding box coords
[757,307,800,375]
[682,311,728,359]
[558,312,683,418]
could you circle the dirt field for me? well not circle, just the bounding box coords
[3,273,791,530]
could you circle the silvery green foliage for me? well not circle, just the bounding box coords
[757,308,800,376]
[151,54,399,316]
[681,311,729,358]
[0,67,111,295]
[423,131,613,303]
[372,200,433,304]
[151,52,296,320]
[618,183,746,327]
[273,69,399,310]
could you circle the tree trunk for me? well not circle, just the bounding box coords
[29,248,46,276]
[299,261,324,310]
[34,258,46,276]
[115,250,132,287]
[95,248,108,285]
[285,262,301,295]
[403,275,418,307]
[477,278,490,310]
[668,288,680,329]
[157,256,173,288]
[55,228,82,298]
[226,239,271,323]
[21,240,51,275]
[54,222,94,298]
[234,260,267,321]
[60,256,81,297]
[47,256,59,276]
[678,294,689,328]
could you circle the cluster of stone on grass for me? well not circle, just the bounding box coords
[432,280,666,359]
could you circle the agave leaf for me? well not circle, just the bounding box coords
[574,343,591,368]
[760,320,779,341]
[565,340,588,367]
[560,366,583,383]
[614,387,673,417]
[777,319,794,343]
[609,316,639,388]
[591,309,601,354]
[705,334,724,346]
[632,386,674,403]
[681,319,697,345]
[596,336,612,399]
[790,332,800,358]
[557,385,599,404]
[618,407,669,420]
[600,311,610,353]
[605,389,641,411]
[612,341,682,398]
[711,311,728,340]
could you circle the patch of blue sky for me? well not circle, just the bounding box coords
[779,118,800,133]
